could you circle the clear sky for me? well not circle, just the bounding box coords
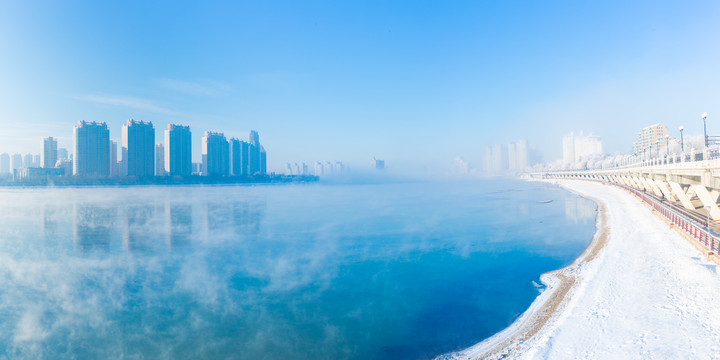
[2,1,720,174]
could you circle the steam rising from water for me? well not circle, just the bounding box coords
[0,181,594,359]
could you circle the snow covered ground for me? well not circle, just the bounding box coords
[523,180,720,359]
[447,180,720,359]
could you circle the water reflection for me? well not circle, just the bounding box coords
[202,200,264,243]
[73,203,115,252]
[564,196,596,223]
[232,200,263,233]
[166,203,192,248]
[41,203,57,240]
[123,205,156,252]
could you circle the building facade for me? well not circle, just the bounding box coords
[229,138,249,176]
[202,132,229,176]
[247,130,267,175]
[633,123,669,155]
[562,132,603,165]
[0,153,8,174]
[122,119,155,177]
[109,140,118,176]
[164,124,192,176]
[74,120,110,177]
[155,144,165,176]
[42,137,58,168]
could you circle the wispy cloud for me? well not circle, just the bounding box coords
[74,94,180,115]
[154,78,232,97]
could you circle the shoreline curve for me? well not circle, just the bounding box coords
[436,179,610,360]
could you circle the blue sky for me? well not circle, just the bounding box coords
[2,1,720,173]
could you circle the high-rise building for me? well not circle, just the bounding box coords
[0,153,9,174]
[11,153,22,171]
[23,154,33,168]
[371,157,385,170]
[507,140,528,173]
[155,144,165,176]
[109,140,118,176]
[202,132,229,176]
[483,144,508,175]
[74,120,110,177]
[229,138,249,176]
[563,132,603,165]
[260,146,267,175]
[633,123,669,155]
[42,137,58,168]
[122,119,155,177]
[57,148,69,161]
[247,130,267,175]
[314,162,323,176]
[164,124,192,176]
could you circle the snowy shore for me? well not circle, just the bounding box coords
[441,180,720,359]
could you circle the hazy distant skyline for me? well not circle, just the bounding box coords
[2,1,720,174]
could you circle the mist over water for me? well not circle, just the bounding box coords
[0,180,595,359]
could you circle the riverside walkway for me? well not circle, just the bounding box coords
[532,154,720,257]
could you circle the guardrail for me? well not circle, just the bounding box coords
[615,183,719,255]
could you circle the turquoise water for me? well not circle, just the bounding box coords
[0,179,595,359]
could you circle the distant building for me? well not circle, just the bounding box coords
[453,157,470,175]
[562,132,603,165]
[314,162,323,176]
[109,140,118,176]
[484,144,508,175]
[74,120,110,177]
[57,148,69,161]
[164,124,192,176]
[202,132,229,176]
[247,130,267,175]
[371,157,385,170]
[229,138,249,176]
[507,140,528,173]
[0,153,8,174]
[57,159,73,176]
[33,154,40,167]
[155,144,165,176]
[633,123,669,155]
[11,153,22,171]
[260,146,267,175]
[15,167,65,179]
[122,119,155,177]
[23,154,33,168]
[42,137,58,168]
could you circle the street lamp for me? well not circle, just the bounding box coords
[703,112,709,148]
[679,125,684,153]
[665,135,670,158]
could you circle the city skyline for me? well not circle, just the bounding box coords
[0,120,269,179]
[4,2,720,174]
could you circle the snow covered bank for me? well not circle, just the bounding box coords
[442,180,720,359]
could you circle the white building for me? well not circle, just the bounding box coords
[483,144,508,175]
[122,119,155,177]
[633,123,669,156]
[42,137,58,168]
[74,120,110,177]
[165,124,192,176]
[155,143,165,176]
[563,132,603,166]
[507,140,528,173]
[0,153,8,174]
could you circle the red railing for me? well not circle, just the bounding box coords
[616,183,719,255]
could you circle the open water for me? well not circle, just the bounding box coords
[0,179,596,359]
